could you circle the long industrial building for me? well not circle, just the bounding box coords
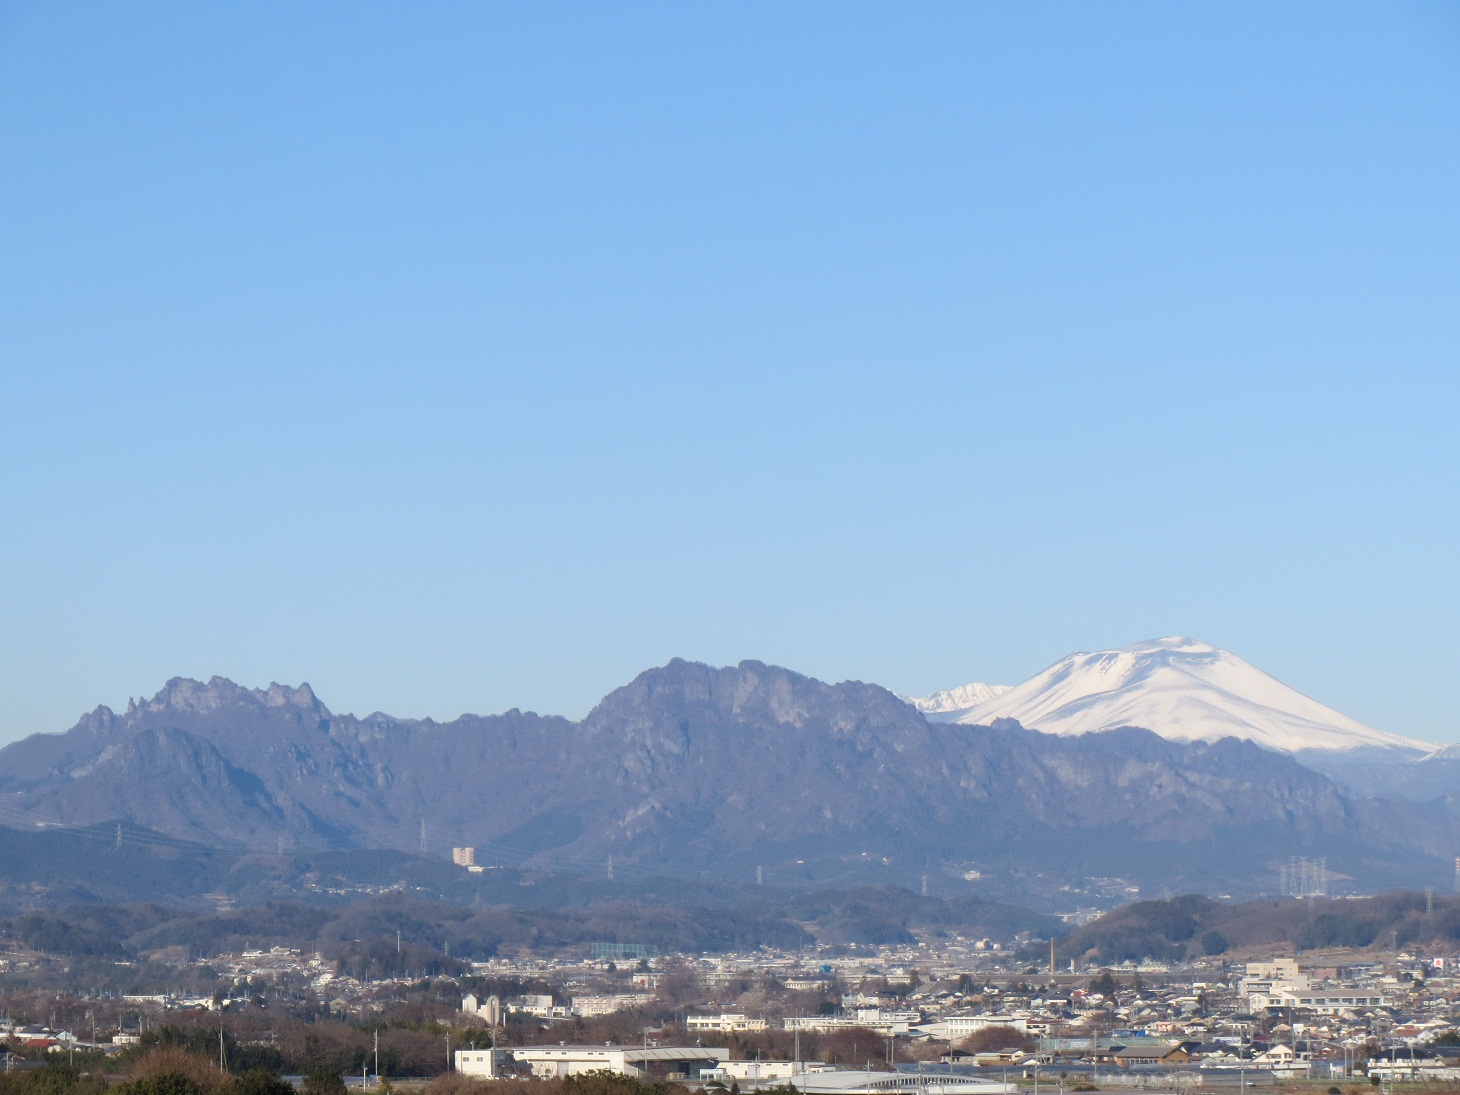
[454,1045,725,1080]
[453,1047,1011,1095]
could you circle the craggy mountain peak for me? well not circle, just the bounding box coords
[580,658,928,740]
[0,658,1455,897]
[77,676,328,734]
[141,675,326,716]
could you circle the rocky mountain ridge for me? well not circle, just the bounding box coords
[0,661,1455,900]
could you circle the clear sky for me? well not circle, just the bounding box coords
[1,3,1457,745]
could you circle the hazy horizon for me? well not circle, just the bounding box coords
[21,632,1457,750]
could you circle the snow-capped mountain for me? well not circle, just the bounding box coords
[903,681,1010,719]
[949,636,1427,754]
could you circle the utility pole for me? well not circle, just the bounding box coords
[374,1029,380,1085]
[1239,1023,1246,1095]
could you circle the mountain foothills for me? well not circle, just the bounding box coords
[1,649,1458,905]
[1056,890,1460,965]
[2,888,1457,982]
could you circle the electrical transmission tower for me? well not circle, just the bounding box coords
[1282,856,1327,898]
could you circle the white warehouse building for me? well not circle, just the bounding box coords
[454,1045,725,1080]
[686,1013,769,1033]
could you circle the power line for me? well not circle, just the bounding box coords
[1281,856,1326,898]
[0,805,743,886]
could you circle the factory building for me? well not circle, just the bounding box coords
[454,1045,725,1081]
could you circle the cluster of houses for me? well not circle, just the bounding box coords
[15,929,1447,1088]
[0,1020,141,1057]
[917,954,1460,1081]
[459,946,1460,1085]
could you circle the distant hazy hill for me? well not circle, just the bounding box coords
[0,660,1455,899]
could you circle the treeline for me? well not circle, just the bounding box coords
[0,1051,300,1095]
[0,883,1057,976]
[1059,891,1460,964]
[1,1019,459,1081]
[775,887,1054,945]
[124,1022,452,1080]
[0,898,805,973]
[0,1044,692,1095]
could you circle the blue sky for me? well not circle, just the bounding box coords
[1,3,1457,744]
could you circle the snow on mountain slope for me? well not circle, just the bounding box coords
[1419,742,1460,761]
[904,681,1010,719]
[952,637,1426,754]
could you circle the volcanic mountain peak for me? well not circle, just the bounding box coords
[947,637,1426,755]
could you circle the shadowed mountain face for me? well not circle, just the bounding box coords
[0,661,1454,899]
